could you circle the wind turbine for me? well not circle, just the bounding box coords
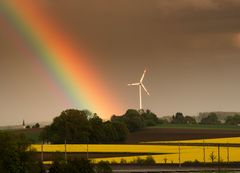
[128,69,150,110]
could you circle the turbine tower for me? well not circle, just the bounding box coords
[128,69,150,110]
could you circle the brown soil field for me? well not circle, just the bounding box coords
[126,128,240,143]
[9,127,240,144]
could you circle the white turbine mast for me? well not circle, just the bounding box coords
[128,69,150,110]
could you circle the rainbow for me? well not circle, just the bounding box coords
[0,1,122,118]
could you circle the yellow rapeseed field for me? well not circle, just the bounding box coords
[32,137,240,164]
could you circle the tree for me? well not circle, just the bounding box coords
[171,112,186,124]
[142,110,159,126]
[96,161,112,173]
[209,151,216,163]
[49,159,95,173]
[42,109,93,144]
[65,159,95,173]
[185,116,196,124]
[41,109,129,144]
[200,113,221,124]
[32,123,40,128]
[163,158,167,164]
[113,109,145,132]
[225,114,240,125]
[0,132,40,173]
[144,156,156,164]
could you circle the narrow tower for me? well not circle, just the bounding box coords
[128,69,150,110]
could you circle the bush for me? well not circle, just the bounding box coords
[96,161,112,173]
[130,156,156,165]
[200,113,221,124]
[49,159,95,173]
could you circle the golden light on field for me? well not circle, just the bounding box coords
[32,137,240,164]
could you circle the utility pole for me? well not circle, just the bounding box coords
[203,139,206,164]
[218,144,220,172]
[64,138,67,163]
[227,144,229,163]
[87,143,89,159]
[178,142,181,167]
[41,141,44,162]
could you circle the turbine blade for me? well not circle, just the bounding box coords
[140,69,147,83]
[141,84,150,96]
[128,83,140,86]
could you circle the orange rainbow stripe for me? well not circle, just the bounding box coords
[0,1,122,118]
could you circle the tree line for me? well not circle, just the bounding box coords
[40,109,160,144]
[40,109,240,144]
[168,112,240,125]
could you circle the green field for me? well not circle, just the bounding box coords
[149,124,240,130]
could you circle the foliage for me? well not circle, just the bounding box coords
[95,161,112,173]
[0,131,40,173]
[225,114,240,125]
[171,113,196,124]
[163,158,167,163]
[32,123,40,128]
[120,159,127,164]
[111,109,159,132]
[171,112,186,124]
[200,113,221,125]
[144,156,156,164]
[49,159,95,173]
[209,151,217,162]
[141,110,159,126]
[158,118,170,124]
[122,109,145,132]
[130,156,155,164]
[41,109,128,144]
[185,116,197,124]
[111,109,145,132]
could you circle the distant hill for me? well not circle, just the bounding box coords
[0,121,51,130]
[197,112,240,123]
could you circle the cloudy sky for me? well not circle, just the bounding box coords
[1,0,240,125]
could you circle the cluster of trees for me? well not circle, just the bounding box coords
[199,113,221,124]
[0,131,42,173]
[111,109,159,132]
[41,108,240,145]
[41,109,160,144]
[49,159,112,173]
[41,109,128,144]
[171,112,196,124]
[225,114,240,125]
[169,112,237,125]
[26,123,40,129]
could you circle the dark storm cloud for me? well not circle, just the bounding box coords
[44,0,240,56]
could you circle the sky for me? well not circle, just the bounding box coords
[1,0,240,125]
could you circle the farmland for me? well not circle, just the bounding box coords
[32,137,240,164]
[10,125,240,164]
[9,124,240,143]
[126,126,240,143]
